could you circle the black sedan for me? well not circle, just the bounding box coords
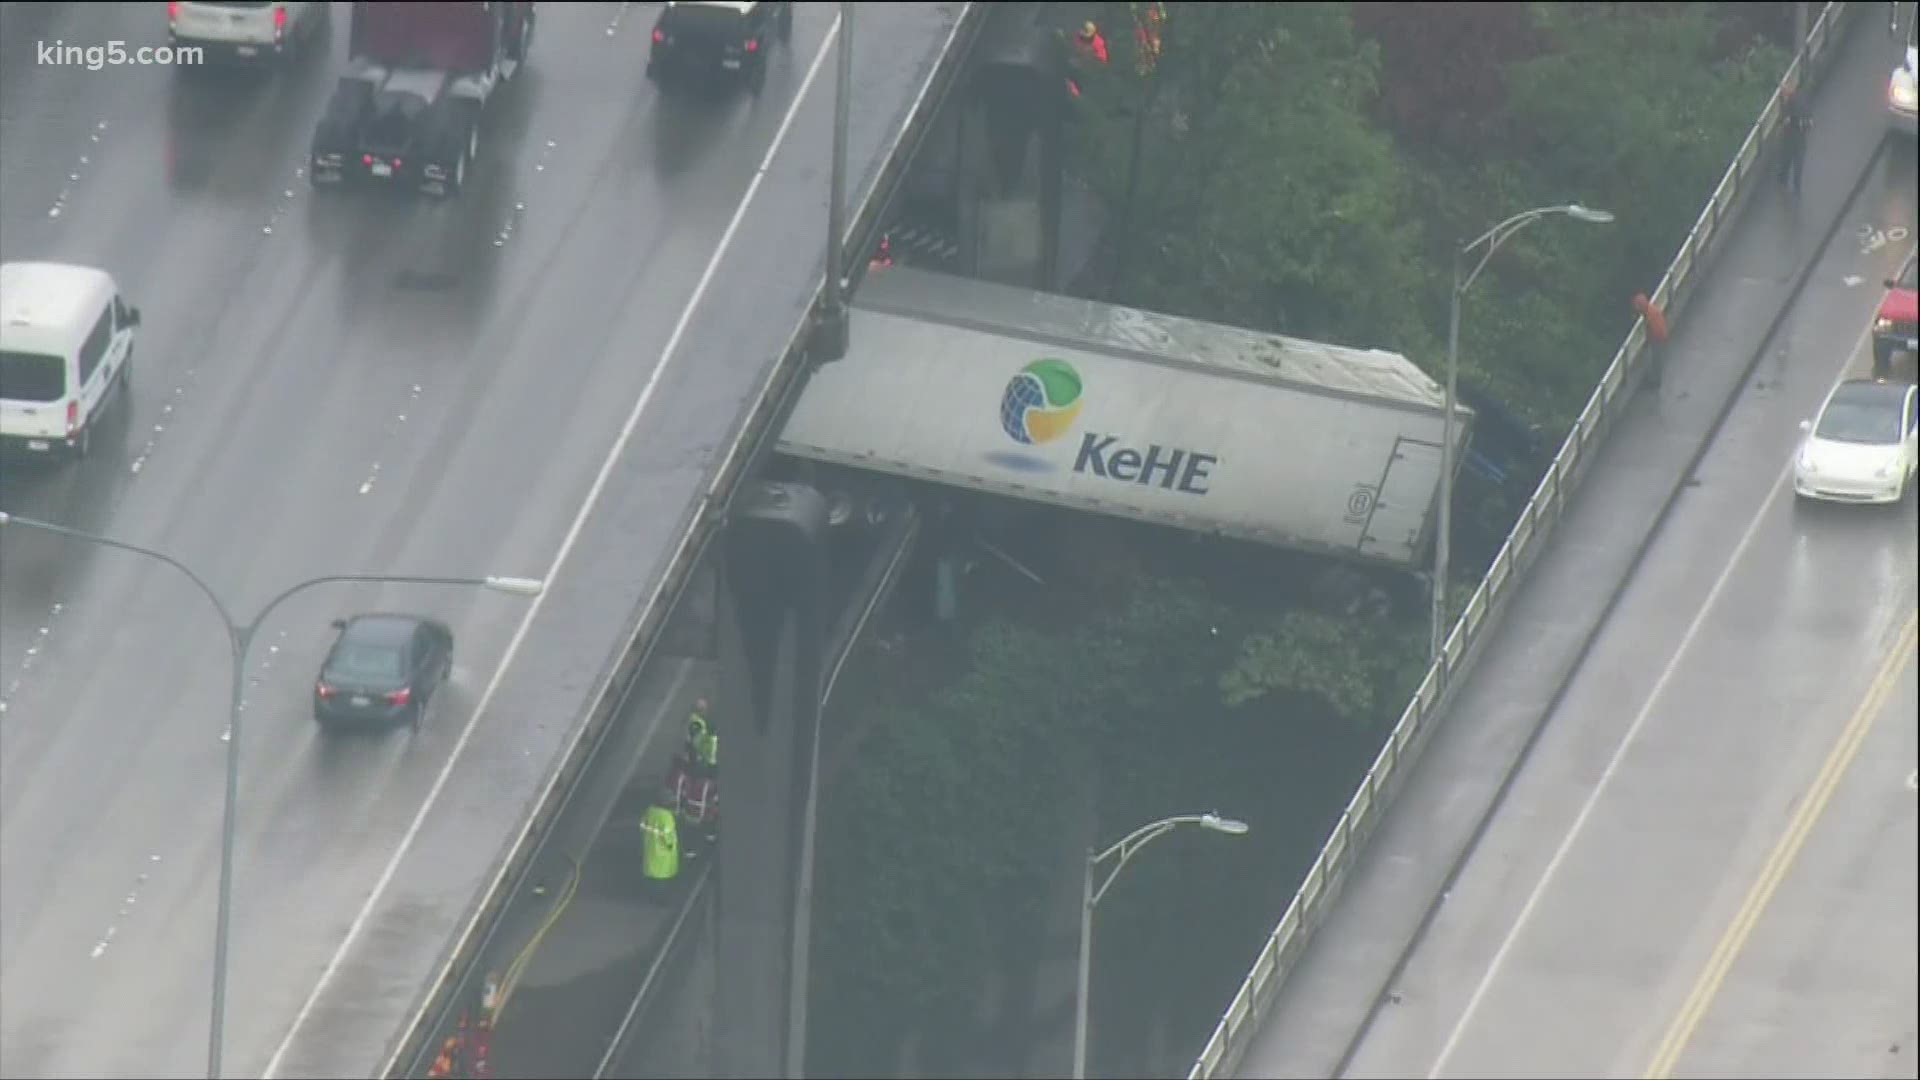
[313,613,453,729]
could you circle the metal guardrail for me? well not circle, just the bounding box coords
[382,7,989,1075]
[1187,5,1854,1077]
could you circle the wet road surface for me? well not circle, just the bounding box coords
[0,3,964,1077]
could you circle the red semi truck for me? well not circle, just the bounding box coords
[309,2,535,197]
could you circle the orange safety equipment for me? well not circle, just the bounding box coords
[1631,293,1669,344]
[1074,21,1110,66]
[426,1028,464,1078]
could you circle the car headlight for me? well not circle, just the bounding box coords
[1895,72,1919,109]
[1798,450,1816,474]
[1878,316,1897,333]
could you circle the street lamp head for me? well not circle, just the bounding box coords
[1564,203,1616,224]
[484,576,545,597]
[1200,813,1250,836]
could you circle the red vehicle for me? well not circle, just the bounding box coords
[1874,248,1917,378]
[309,2,535,197]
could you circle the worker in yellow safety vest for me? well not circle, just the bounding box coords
[640,802,680,881]
[685,698,718,774]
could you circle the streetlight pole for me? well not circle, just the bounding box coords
[0,512,541,1080]
[1431,203,1615,663]
[1072,812,1248,1080]
[814,1,854,364]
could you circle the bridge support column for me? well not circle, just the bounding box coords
[712,481,830,1079]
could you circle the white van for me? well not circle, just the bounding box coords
[0,262,140,459]
[168,1,328,65]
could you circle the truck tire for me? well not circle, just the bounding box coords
[425,108,479,199]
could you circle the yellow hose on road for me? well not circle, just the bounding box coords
[493,851,583,1025]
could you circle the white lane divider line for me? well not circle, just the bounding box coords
[262,13,846,1074]
[224,630,288,742]
[606,1,632,37]
[129,380,191,476]
[495,140,557,249]
[356,385,425,496]
[0,602,67,716]
[91,853,161,959]
[49,120,108,220]
[261,165,302,235]
[1425,316,1883,1080]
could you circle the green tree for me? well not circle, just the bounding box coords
[1073,3,1431,354]
[1220,607,1426,722]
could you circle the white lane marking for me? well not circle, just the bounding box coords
[260,16,845,1077]
[606,1,632,37]
[49,120,108,219]
[129,381,191,476]
[92,853,161,959]
[1858,224,1912,255]
[0,602,66,716]
[495,142,555,249]
[223,631,286,743]
[357,385,426,495]
[1426,317,1880,1078]
[260,163,301,235]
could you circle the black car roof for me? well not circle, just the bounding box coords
[340,613,430,647]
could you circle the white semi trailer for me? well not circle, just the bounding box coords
[776,267,1472,571]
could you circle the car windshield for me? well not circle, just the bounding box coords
[1814,394,1902,445]
[0,350,66,403]
[328,641,406,683]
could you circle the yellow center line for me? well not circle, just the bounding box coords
[1641,610,1919,1080]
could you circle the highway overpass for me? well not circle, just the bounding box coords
[0,3,976,1077]
[1200,5,1919,1077]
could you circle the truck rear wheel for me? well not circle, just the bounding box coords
[426,117,478,199]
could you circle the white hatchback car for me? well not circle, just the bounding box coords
[1793,378,1919,504]
[168,0,326,65]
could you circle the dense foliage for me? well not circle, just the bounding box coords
[807,3,1789,1076]
[1074,0,1787,442]
[807,573,1411,1077]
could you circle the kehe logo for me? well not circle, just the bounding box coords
[986,357,1219,495]
[999,358,1084,445]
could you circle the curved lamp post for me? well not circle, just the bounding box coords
[1073,811,1249,1079]
[0,511,542,1079]
[1433,202,1615,663]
